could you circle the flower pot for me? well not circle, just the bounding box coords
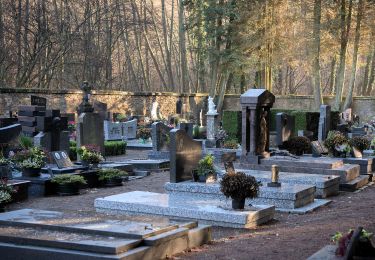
[232,198,245,210]
[56,183,80,196]
[198,175,206,182]
[0,203,7,213]
[22,167,41,177]
[101,177,123,187]
[83,172,100,188]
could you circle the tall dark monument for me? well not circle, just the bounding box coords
[240,89,275,164]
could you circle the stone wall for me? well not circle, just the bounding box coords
[1,88,375,121]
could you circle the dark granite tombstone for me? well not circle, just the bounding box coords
[177,122,194,138]
[148,122,172,160]
[18,105,46,137]
[176,97,182,114]
[240,89,275,164]
[93,100,108,121]
[318,105,331,141]
[0,124,22,145]
[33,110,69,153]
[30,95,47,108]
[170,129,202,183]
[51,151,74,168]
[275,112,295,148]
[0,118,18,128]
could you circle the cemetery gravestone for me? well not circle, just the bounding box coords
[30,95,47,108]
[177,122,194,138]
[104,121,122,141]
[170,129,202,183]
[176,97,182,114]
[33,109,69,153]
[122,119,137,139]
[18,105,46,137]
[275,112,295,148]
[240,89,275,164]
[318,105,331,141]
[51,151,74,168]
[93,100,108,121]
[76,82,105,155]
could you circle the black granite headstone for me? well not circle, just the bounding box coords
[31,95,47,107]
[176,98,182,114]
[170,129,202,183]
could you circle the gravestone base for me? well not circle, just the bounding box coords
[95,191,275,228]
[13,174,56,197]
[121,159,170,171]
[126,139,153,150]
[239,155,368,191]
[343,157,375,181]
[0,209,211,260]
[219,169,340,198]
[164,181,330,213]
[148,151,170,160]
[8,180,30,203]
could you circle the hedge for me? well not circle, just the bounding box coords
[67,140,127,161]
[222,110,242,142]
[104,141,127,156]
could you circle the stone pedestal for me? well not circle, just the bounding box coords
[206,112,218,148]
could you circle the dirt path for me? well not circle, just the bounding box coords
[7,150,375,259]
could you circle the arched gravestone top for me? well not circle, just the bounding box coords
[240,89,275,107]
[170,129,202,183]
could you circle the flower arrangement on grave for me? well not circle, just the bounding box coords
[331,228,373,257]
[12,147,46,177]
[220,172,261,210]
[98,168,128,187]
[0,156,10,166]
[0,178,16,206]
[68,121,76,133]
[77,145,104,165]
[215,129,228,148]
[137,127,152,141]
[349,136,370,153]
[223,139,239,149]
[195,154,216,182]
[285,136,311,156]
[324,131,350,157]
[51,174,87,196]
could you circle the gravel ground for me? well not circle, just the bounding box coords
[7,150,375,260]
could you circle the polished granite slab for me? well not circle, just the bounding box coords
[164,181,331,212]
[218,169,340,198]
[0,209,211,259]
[95,191,275,228]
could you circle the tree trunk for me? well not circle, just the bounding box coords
[366,46,375,95]
[333,0,353,111]
[312,0,323,110]
[329,57,336,95]
[179,0,189,93]
[343,0,364,110]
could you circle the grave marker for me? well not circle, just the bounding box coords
[30,95,47,108]
[318,105,331,141]
[51,151,74,168]
[275,112,295,148]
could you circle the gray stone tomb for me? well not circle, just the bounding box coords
[240,89,275,164]
[148,122,172,160]
[170,128,202,183]
[275,112,295,148]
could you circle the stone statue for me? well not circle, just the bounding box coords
[257,110,268,154]
[79,81,94,113]
[207,96,217,114]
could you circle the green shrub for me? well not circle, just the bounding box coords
[285,136,311,155]
[220,172,261,200]
[69,140,77,147]
[51,174,87,185]
[18,135,33,150]
[98,168,128,181]
[290,111,307,131]
[222,111,242,142]
[324,131,348,154]
[69,146,77,161]
[104,141,127,156]
[197,154,215,176]
[223,139,238,149]
[349,136,370,152]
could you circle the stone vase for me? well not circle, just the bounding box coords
[232,198,245,210]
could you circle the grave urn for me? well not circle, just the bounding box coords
[232,198,245,210]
